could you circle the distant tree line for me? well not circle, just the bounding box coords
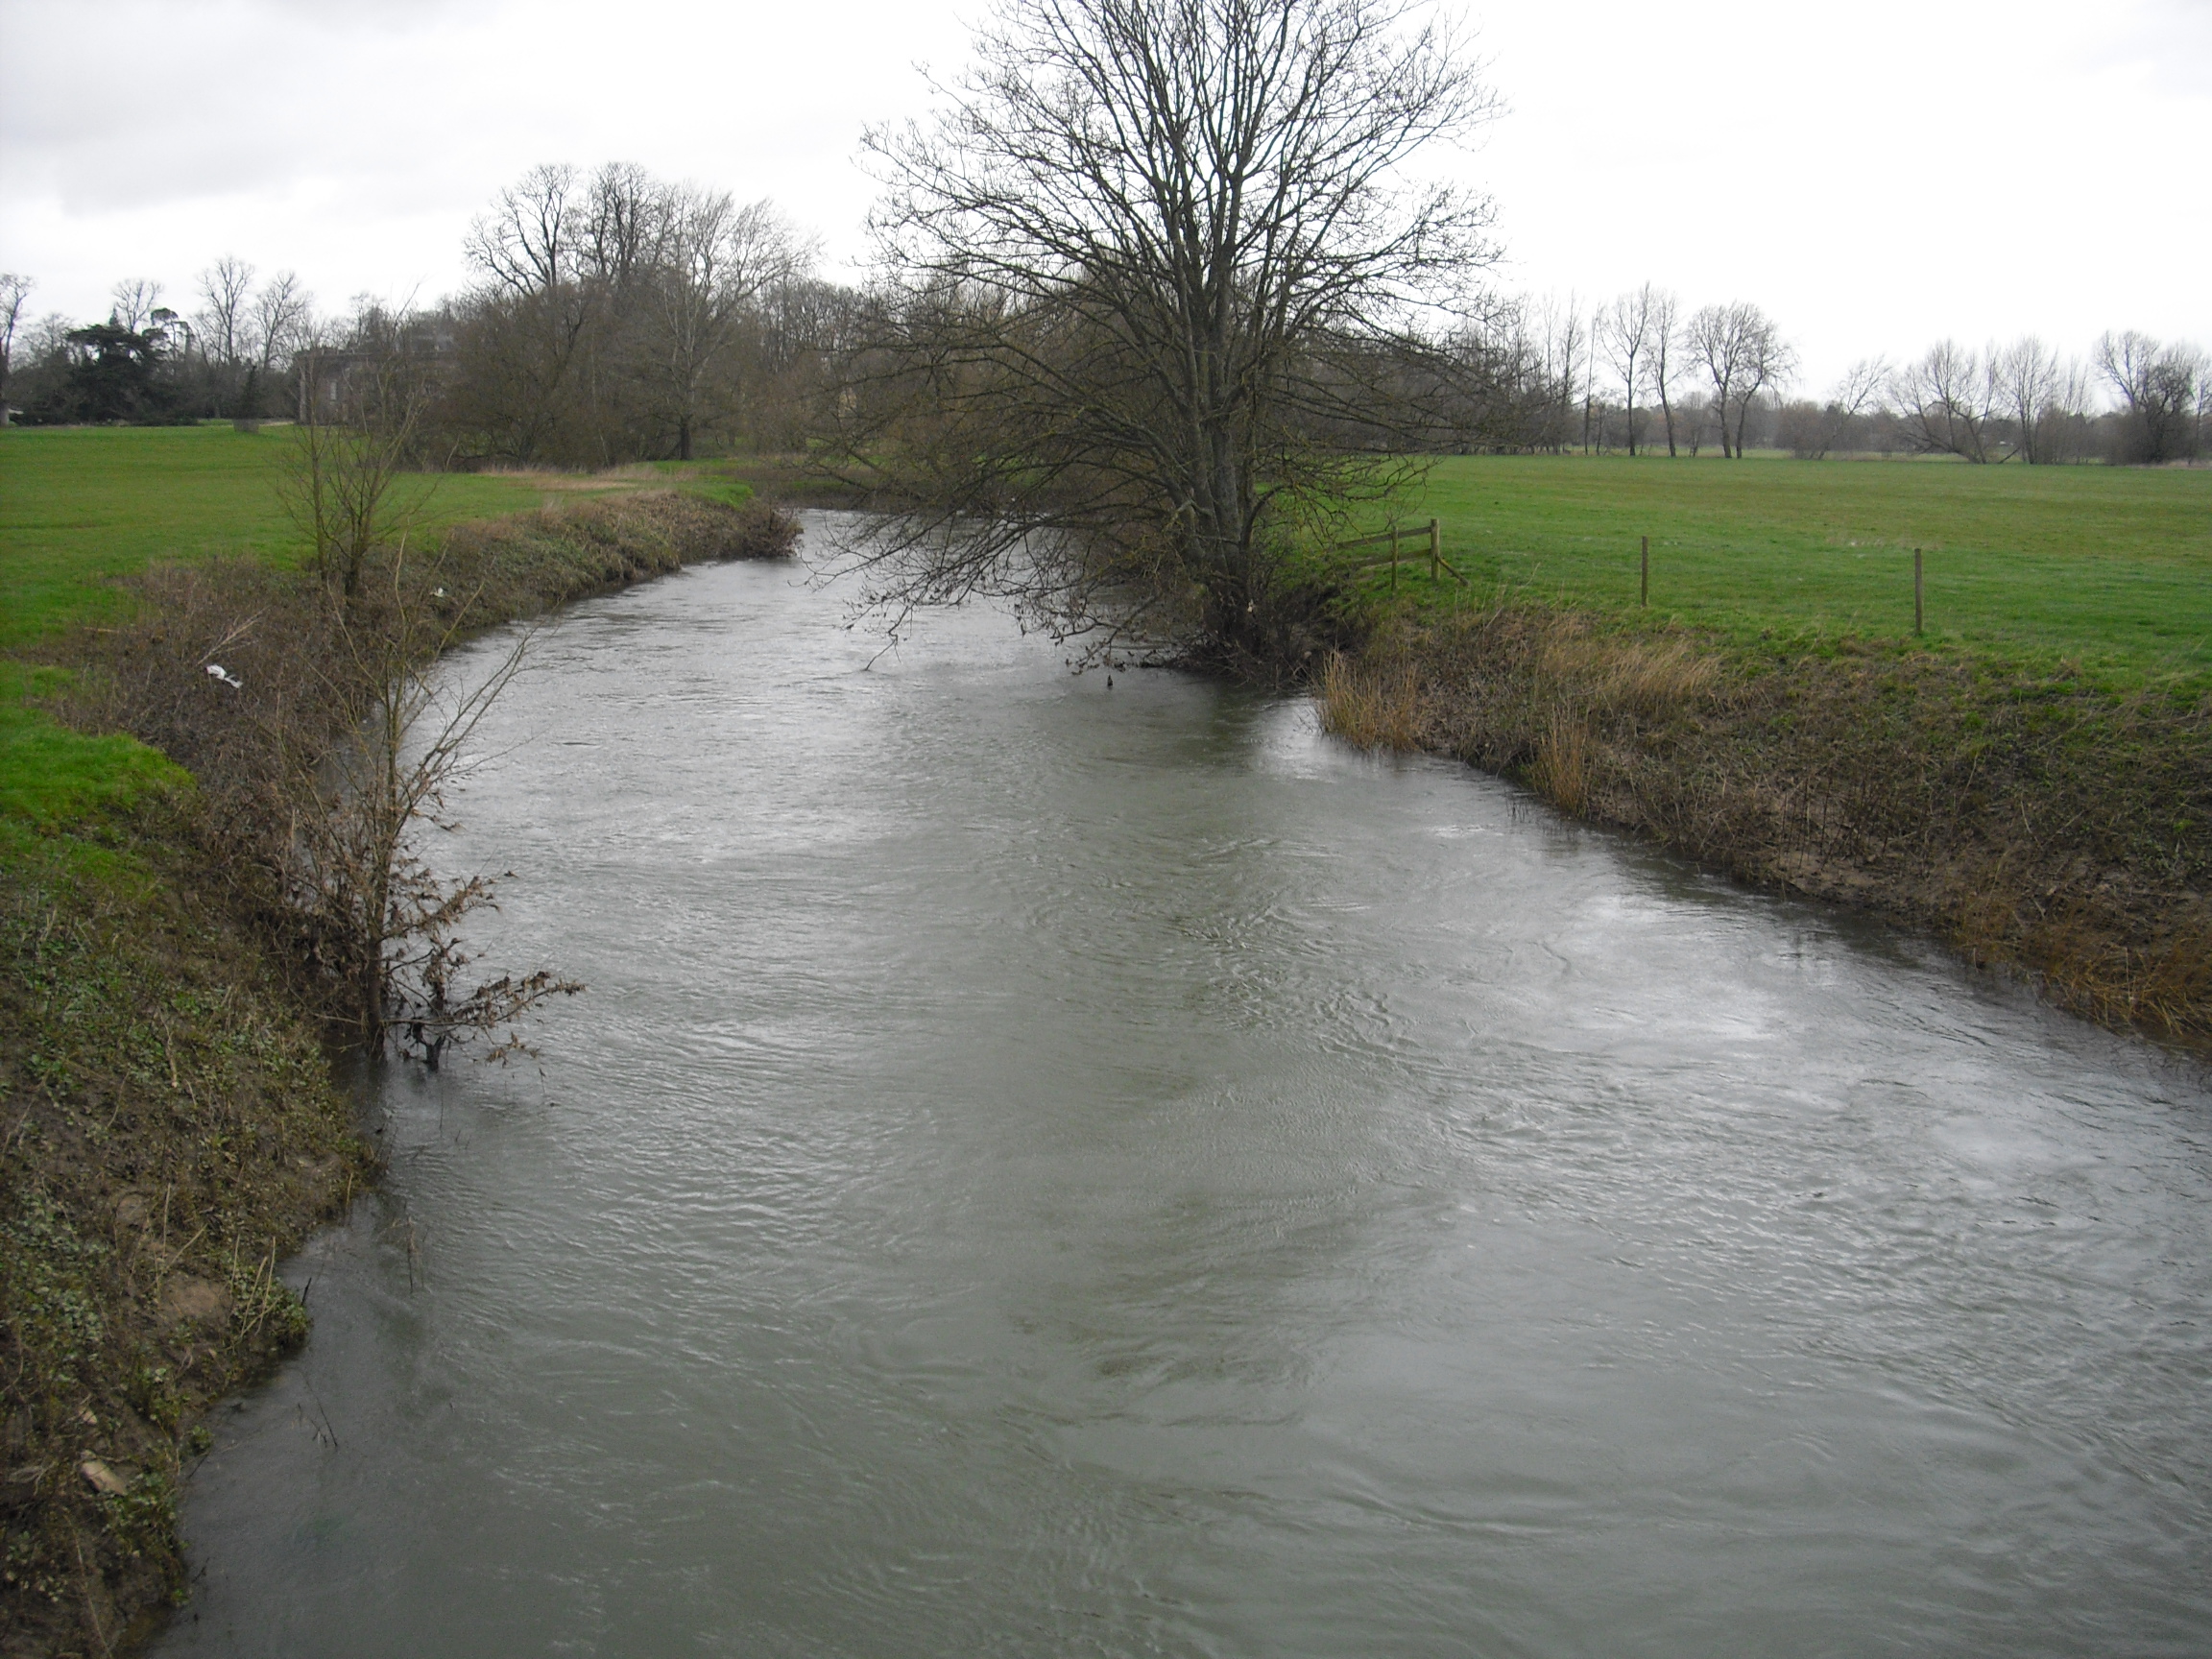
[0,162,829,462]
[0,263,310,426]
[1526,282,2208,466]
[3,214,2204,470]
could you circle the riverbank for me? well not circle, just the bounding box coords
[1296,454,2212,1049]
[1318,605,2212,1046]
[1,442,797,1654]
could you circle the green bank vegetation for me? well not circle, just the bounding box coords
[1,421,792,1652]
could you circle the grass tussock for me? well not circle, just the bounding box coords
[1316,652,1422,751]
[1322,604,2212,1048]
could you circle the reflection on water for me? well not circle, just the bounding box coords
[158,517,2212,1657]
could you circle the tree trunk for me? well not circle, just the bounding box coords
[1624,353,1638,458]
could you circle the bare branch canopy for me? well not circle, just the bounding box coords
[828,0,1501,663]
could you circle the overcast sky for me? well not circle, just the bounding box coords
[3,0,2206,391]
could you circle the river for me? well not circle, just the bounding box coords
[156,517,2212,1656]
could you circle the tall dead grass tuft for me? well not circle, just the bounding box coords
[1537,630,1719,720]
[1317,652,1421,751]
[1527,713,1593,815]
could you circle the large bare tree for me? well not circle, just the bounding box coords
[1994,335,2060,463]
[2098,329,2203,464]
[1892,340,2004,462]
[638,189,812,459]
[833,0,1499,661]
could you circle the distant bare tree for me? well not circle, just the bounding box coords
[1647,287,1682,456]
[0,272,30,424]
[108,277,163,332]
[1892,340,2004,462]
[638,188,812,458]
[1534,294,1589,454]
[1780,356,1888,459]
[1993,335,2062,463]
[469,162,584,296]
[251,273,310,373]
[1687,301,1793,457]
[195,257,254,369]
[2097,329,2203,464]
[1599,285,1658,456]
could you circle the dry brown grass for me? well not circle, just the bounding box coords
[1527,714,1593,816]
[1540,632,1718,717]
[1345,601,2212,1050]
[1316,651,1422,751]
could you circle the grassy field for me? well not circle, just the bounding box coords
[1323,454,2212,689]
[0,424,564,649]
[0,425,779,819]
[0,424,556,820]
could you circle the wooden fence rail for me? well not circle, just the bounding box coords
[1327,517,1467,589]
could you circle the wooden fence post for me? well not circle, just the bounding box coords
[1914,547,1924,636]
[1640,535,1649,607]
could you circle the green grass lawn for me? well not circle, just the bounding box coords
[0,423,559,649]
[0,424,559,822]
[1330,453,2212,689]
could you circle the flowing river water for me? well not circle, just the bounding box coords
[158,517,2211,1656]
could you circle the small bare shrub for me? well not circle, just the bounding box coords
[725,497,802,560]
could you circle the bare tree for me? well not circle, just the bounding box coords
[251,271,311,386]
[835,0,1500,662]
[457,161,641,463]
[1687,301,1794,458]
[0,273,30,424]
[2097,329,2203,464]
[469,162,584,295]
[1599,285,1657,456]
[1647,286,1681,456]
[1993,335,2061,463]
[1892,340,2004,462]
[290,586,580,1056]
[195,256,255,369]
[279,305,438,604]
[638,188,812,458]
[108,277,163,332]
[1779,356,1888,459]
